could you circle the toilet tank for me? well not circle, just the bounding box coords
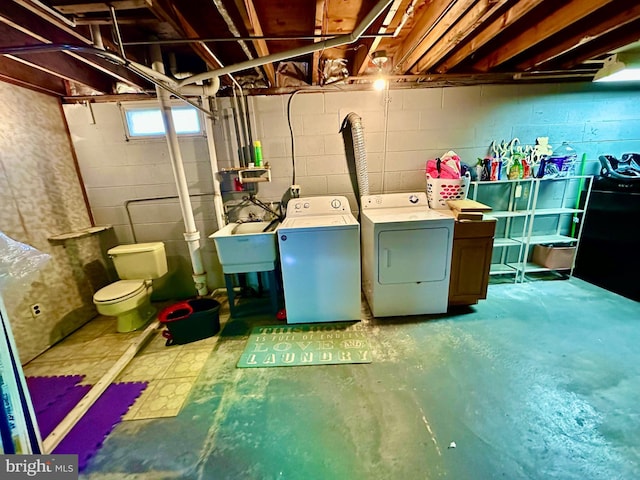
[108,242,168,280]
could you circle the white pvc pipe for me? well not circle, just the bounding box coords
[177,0,394,87]
[151,45,208,296]
[202,95,227,231]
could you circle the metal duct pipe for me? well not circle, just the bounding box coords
[178,0,394,87]
[151,45,208,297]
[340,113,370,214]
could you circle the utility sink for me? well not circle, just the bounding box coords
[210,221,279,274]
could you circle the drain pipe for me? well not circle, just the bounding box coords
[151,44,208,296]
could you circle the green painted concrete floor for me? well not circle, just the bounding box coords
[80,278,639,480]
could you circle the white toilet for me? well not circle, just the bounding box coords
[93,242,168,333]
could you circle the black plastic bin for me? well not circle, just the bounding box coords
[158,298,221,346]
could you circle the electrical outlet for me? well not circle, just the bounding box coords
[290,184,301,198]
[30,303,42,318]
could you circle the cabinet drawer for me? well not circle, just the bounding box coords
[454,219,497,239]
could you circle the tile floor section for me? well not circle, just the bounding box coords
[23,301,220,422]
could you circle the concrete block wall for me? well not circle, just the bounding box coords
[246,83,640,212]
[64,82,640,292]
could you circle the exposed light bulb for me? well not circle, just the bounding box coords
[373,77,387,91]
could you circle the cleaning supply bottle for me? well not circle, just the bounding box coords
[253,141,263,167]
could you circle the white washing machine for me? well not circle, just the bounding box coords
[361,192,454,317]
[277,196,361,324]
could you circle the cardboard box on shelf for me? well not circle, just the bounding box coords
[532,244,576,269]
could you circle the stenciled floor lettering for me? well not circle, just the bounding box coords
[237,323,372,368]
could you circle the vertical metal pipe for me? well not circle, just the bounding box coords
[151,45,208,296]
[242,93,254,153]
[202,95,227,231]
[235,86,251,163]
[108,6,126,58]
[230,93,246,166]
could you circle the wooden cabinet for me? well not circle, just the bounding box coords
[449,219,496,306]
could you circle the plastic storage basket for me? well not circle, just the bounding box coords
[426,172,470,209]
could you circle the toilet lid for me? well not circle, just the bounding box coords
[94,280,145,303]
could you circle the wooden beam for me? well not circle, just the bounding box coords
[436,0,543,73]
[413,0,509,73]
[51,1,147,15]
[558,19,640,70]
[312,0,327,85]
[0,2,148,89]
[0,24,114,92]
[472,0,618,72]
[516,3,640,71]
[236,0,276,86]
[0,55,67,96]
[354,0,404,75]
[394,0,476,74]
[145,0,226,72]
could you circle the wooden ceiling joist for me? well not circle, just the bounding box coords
[312,0,327,85]
[0,23,114,92]
[0,55,67,95]
[557,19,640,71]
[516,3,640,71]
[145,1,228,76]
[50,1,147,15]
[354,0,403,75]
[1,1,147,90]
[394,0,476,74]
[435,0,543,74]
[234,0,276,86]
[413,0,509,74]
[471,0,618,72]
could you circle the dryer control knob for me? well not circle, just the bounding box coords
[294,203,301,209]
[330,198,342,209]
[304,202,310,208]
[409,194,419,204]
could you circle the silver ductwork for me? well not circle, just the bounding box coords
[340,113,370,213]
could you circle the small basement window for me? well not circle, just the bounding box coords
[122,104,203,139]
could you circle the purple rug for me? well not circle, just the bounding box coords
[27,376,147,471]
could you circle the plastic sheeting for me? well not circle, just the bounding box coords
[0,232,50,292]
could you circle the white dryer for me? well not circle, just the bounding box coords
[277,196,361,324]
[361,192,454,317]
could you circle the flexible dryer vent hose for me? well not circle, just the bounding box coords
[340,113,370,203]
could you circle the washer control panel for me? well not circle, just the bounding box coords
[286,195,351,216]
[361,192,429,209]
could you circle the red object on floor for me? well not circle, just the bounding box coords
[276,309,287,321]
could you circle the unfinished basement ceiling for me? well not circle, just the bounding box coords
[1,0,640,97]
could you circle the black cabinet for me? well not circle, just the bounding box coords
[574,187,640,301]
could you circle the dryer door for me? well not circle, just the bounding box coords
[378,227,450,284]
